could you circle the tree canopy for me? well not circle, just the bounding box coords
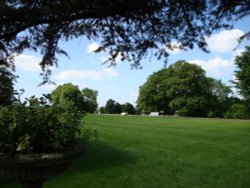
[81,88,98,113]
[234,46,250,110]
[137,61,232,117]
[50,83,98,113]
[1,0,250,82]
[208,78,232,117]
[122,102,136,115]
[0,60,17,106]
[51,83,84,112]
[103,99,122,114]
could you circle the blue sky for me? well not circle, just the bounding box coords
[14,17,250,107]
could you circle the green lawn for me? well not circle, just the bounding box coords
[1,115,250,188]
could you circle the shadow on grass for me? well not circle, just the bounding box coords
[43,141,138,187]
[1,141,137,188]
[70,140,137,172]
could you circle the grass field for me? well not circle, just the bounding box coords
[1,115,250,188]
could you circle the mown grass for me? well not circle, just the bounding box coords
[1,115,250,188]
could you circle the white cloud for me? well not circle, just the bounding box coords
[232,48,245,60]
[189,57,234,80]
[15,54,41,72]
[55,69,101,80]
[54,68,119,81]
[188,46,246,81]
[206,29,244,52]
[87,42,100,54]
[165,41,182,54]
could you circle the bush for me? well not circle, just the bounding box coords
[175,108,189,117]
[0,96,88,154]
[207,111,216,118]
[224,103,249,119]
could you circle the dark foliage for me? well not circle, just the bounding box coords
[234,46,250,114]
[1,0,250,83]
[224,103,249,119]
[0,59,17,106]
[104,99,122,114]
[122,102,136,114]
[0,96,86,154]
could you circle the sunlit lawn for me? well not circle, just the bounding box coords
[1,115,250,188]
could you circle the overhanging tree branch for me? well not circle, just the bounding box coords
[1,0,249,83]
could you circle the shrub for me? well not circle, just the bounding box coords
[224,103,249,119]
[0,96,88,154]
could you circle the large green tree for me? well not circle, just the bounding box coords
[51,83,98,113]
[1,0,250,82]
[121,102,136,115]
[81,88,98,113]
[208,78,231,117]
[136,69,173,114]
[104,99,122,114]
[234,46,250,113]
[165,61,212,117]
[51,83,84,112]
[137,61,226,117]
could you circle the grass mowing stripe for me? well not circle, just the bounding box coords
[1,114,249,188]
